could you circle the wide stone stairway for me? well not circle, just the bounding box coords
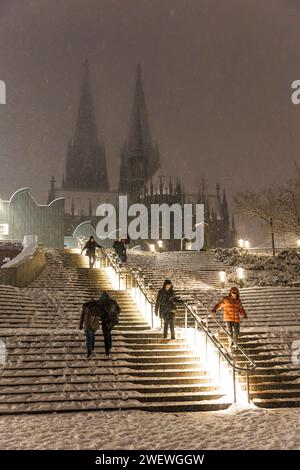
[127,250,300,408]
[0,249,231,414]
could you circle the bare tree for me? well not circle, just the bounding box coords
[275,177,300,237]
[234,188,285,256]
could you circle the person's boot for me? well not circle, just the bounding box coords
[87,350,92,358]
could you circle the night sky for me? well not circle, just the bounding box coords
[1,0,300,241]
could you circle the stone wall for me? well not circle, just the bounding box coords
[0,243,45,287]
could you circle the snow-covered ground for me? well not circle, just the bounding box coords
[0,405,299,450]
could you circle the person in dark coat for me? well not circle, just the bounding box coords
[98,291,121,356]
[79,300,101,358]
[81,236,102,268]
[155,279,177,340]
[113,238,127,263]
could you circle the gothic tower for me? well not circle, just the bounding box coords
[119,64,160,199]
[63,59,109,191]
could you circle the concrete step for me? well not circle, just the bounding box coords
[253,397,300,408]
[0,399,231,415]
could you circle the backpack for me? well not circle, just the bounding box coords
[103,299,120,329]
[82,300,101,331]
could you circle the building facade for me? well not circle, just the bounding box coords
[0,188,64,248]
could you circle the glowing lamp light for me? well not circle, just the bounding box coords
[236,267,245,280]
[244,240,250,249]
[297,240,300,248]
[236,266,245,287]
[185,241,192,251]
[157,240,163,249]
[149,244,156,253]
[219,271,227,287]
[238,239,245,248]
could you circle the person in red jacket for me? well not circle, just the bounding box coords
[212,286,248,348]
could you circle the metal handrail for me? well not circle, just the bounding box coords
[127,266,157,305]
[189,295,256,370]
[102,249,156,305]
[184,299,256,371]
[99,248,256,402]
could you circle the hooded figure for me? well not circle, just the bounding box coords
[113,239,127,263]
[155,279,177,340]
[212,287,248,348]
[81,236,102,268]
[98,291,120,356]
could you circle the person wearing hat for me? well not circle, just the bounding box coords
[81,236,102,268]
[212,287,248,349]
[155,279,178,340]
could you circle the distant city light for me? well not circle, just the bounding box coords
[219,270,227,288]
[297,240,300,248]
[238,239,244,248]
[244,240,250,249]
[0,223,9,237]
[149,244,155,253]
[157,240,163,248]
[236,267,245,280]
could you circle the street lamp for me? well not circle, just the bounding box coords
[236,267,245,287]
[219,270,227,289]
[181,237,189,251]
[149,243,156,253]
[238,239,245,249]
[157,240,163,253]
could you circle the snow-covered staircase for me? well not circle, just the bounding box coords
[127,250,231,290]
[0,249,230,414]
[126,250,300,408]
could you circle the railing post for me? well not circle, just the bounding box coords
[246,370,250,404]
[185,306,187,335]
[194,320,197,346]
[151,302,154,329]
[205,332,208,361]
[233,365,237,403]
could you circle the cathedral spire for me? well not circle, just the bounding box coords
[64,59,108,191]
[128,64,151,156]
[119,64,160,194]
[74,58,99,149]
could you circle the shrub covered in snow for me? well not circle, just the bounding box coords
[214,248,300,287]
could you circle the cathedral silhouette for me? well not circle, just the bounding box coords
[48,60,236,249]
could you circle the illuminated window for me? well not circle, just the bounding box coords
[0,224,9,236]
